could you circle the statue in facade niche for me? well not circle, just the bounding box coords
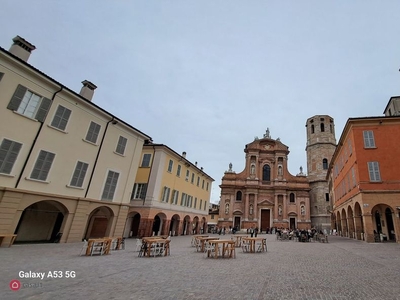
[225,203,229,215]
[250,164,255,175]
[278,205,282,216]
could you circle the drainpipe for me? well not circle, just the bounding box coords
[85,117,115,198]
[15,86,63,188]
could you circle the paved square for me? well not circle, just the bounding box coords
[1,234,399,300]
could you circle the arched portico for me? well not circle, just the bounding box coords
[169,214,180,236]
[14,200,68,243]
[84,206,114,239]
[124,212,141,238]
[341,208,348,237]
[354,202,364,240]
[347,206,355,238]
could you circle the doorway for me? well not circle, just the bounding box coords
[289,218,296,230]
[234,216,241,229]
[260,210,270,231]
[385,208,396,241]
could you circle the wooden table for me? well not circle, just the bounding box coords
[242,237,267,253]
[141,238,170,257]
[196,237,220,252]
[105,237,123,250]
[86,238,112,256]
[0,234,17,247]
[231,235,249,247]
[191,235,208,246]
[208,239,236,258]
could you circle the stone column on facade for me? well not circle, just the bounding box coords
[362,212,374,243]
[244,193,249,221]
[164,220,171,236]
[253,194,258,221]
[282,194,287,223]
[274,194,278,222]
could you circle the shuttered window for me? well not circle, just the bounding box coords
[363,131,375,148]
[85,121,101,144]
[30,150,55,181]
[131,183,148,200]
[0,139,22,174]
[115,136,127,155]
[70,161,89,187]
[367,162,381,182]
[51,105,71,131]
[101,171,119,200]
[7,85,51,122]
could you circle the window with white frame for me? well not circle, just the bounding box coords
[204,201,207,210]
[202,179,205,189]
[194,197,197,208]
[30,150,55,181]
[51,105,71,131]
[185,170,189,181]
[0,139,22,174]
[171,190,179,204]
[131,183,148,200]
[191,173,195,184]
[187,195,193,207]
[363,130,376,148]
[351,167,356,187]
[70,161,88,188]
[85,121,101,144]
[181,193,187,206]
[115,136,127,155]
[101,170,119,200]
[141,154,151,167]
[200,199,203,209]
[176,165,181,177]
[206,182,209,191]
[167,159,173,172]
[161,186,170,202]
[7,85,51,122]
[197,176,200,186]
[367,162,381,182]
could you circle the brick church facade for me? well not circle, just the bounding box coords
[218,115,335,232]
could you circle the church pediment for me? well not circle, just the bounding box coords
[258,199,274,205]
[233,209,243,215]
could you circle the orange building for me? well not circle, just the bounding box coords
[327,116,400,243]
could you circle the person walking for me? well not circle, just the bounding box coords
[250,226,254,238]
[254,227,259,237]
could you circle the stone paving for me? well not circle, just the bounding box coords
[1,234,400,300]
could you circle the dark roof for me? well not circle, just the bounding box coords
[0,46,152,141]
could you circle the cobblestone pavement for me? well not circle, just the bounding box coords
[1,234,400,300]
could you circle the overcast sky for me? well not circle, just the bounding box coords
[1,1,399,203]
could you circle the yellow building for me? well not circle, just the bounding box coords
[126,145,214,237]
[0,36,151,243]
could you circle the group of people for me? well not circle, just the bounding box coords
[275,227,325,242]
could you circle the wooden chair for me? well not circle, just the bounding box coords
[91,241,105,256]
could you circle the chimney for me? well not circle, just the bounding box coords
[9,36,36,62]
[79,80,97,101]
[182,151,186,158]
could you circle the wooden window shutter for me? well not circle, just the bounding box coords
[35,97,52,122]
[7,85,27,111]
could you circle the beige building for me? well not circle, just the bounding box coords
[0,36,152,243]
[126,145,214,237]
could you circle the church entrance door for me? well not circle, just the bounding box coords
[261,210,270,231]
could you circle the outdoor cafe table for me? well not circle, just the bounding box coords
[242,237,267,253]
[208,239,236,259]
[191,235,209,246]
[104,237,123,250]
[85,238,112,256]
[196,237,220,252]
[142,238,170,257]
[231,234,249,247]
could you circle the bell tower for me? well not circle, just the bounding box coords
[305,115,336,230]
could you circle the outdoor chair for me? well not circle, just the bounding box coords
[135,239,143,252]
[91,241,105,256]
[79,239,88,256]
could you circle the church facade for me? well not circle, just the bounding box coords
[218,116,335,232]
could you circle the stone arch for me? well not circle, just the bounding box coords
[84,206,114,239]
[153,212,167,236]
[193,216,200,234]
[341,208,348,237]
[347,206,355,238]
[182,215,191,235]
[124,211,141,238]
[371,203,396,242]
[15,200,69,243]
[169,214,180,236]
[336,211,342,235]
[354,202,364,240]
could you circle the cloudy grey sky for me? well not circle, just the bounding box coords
[1,1,399,203]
